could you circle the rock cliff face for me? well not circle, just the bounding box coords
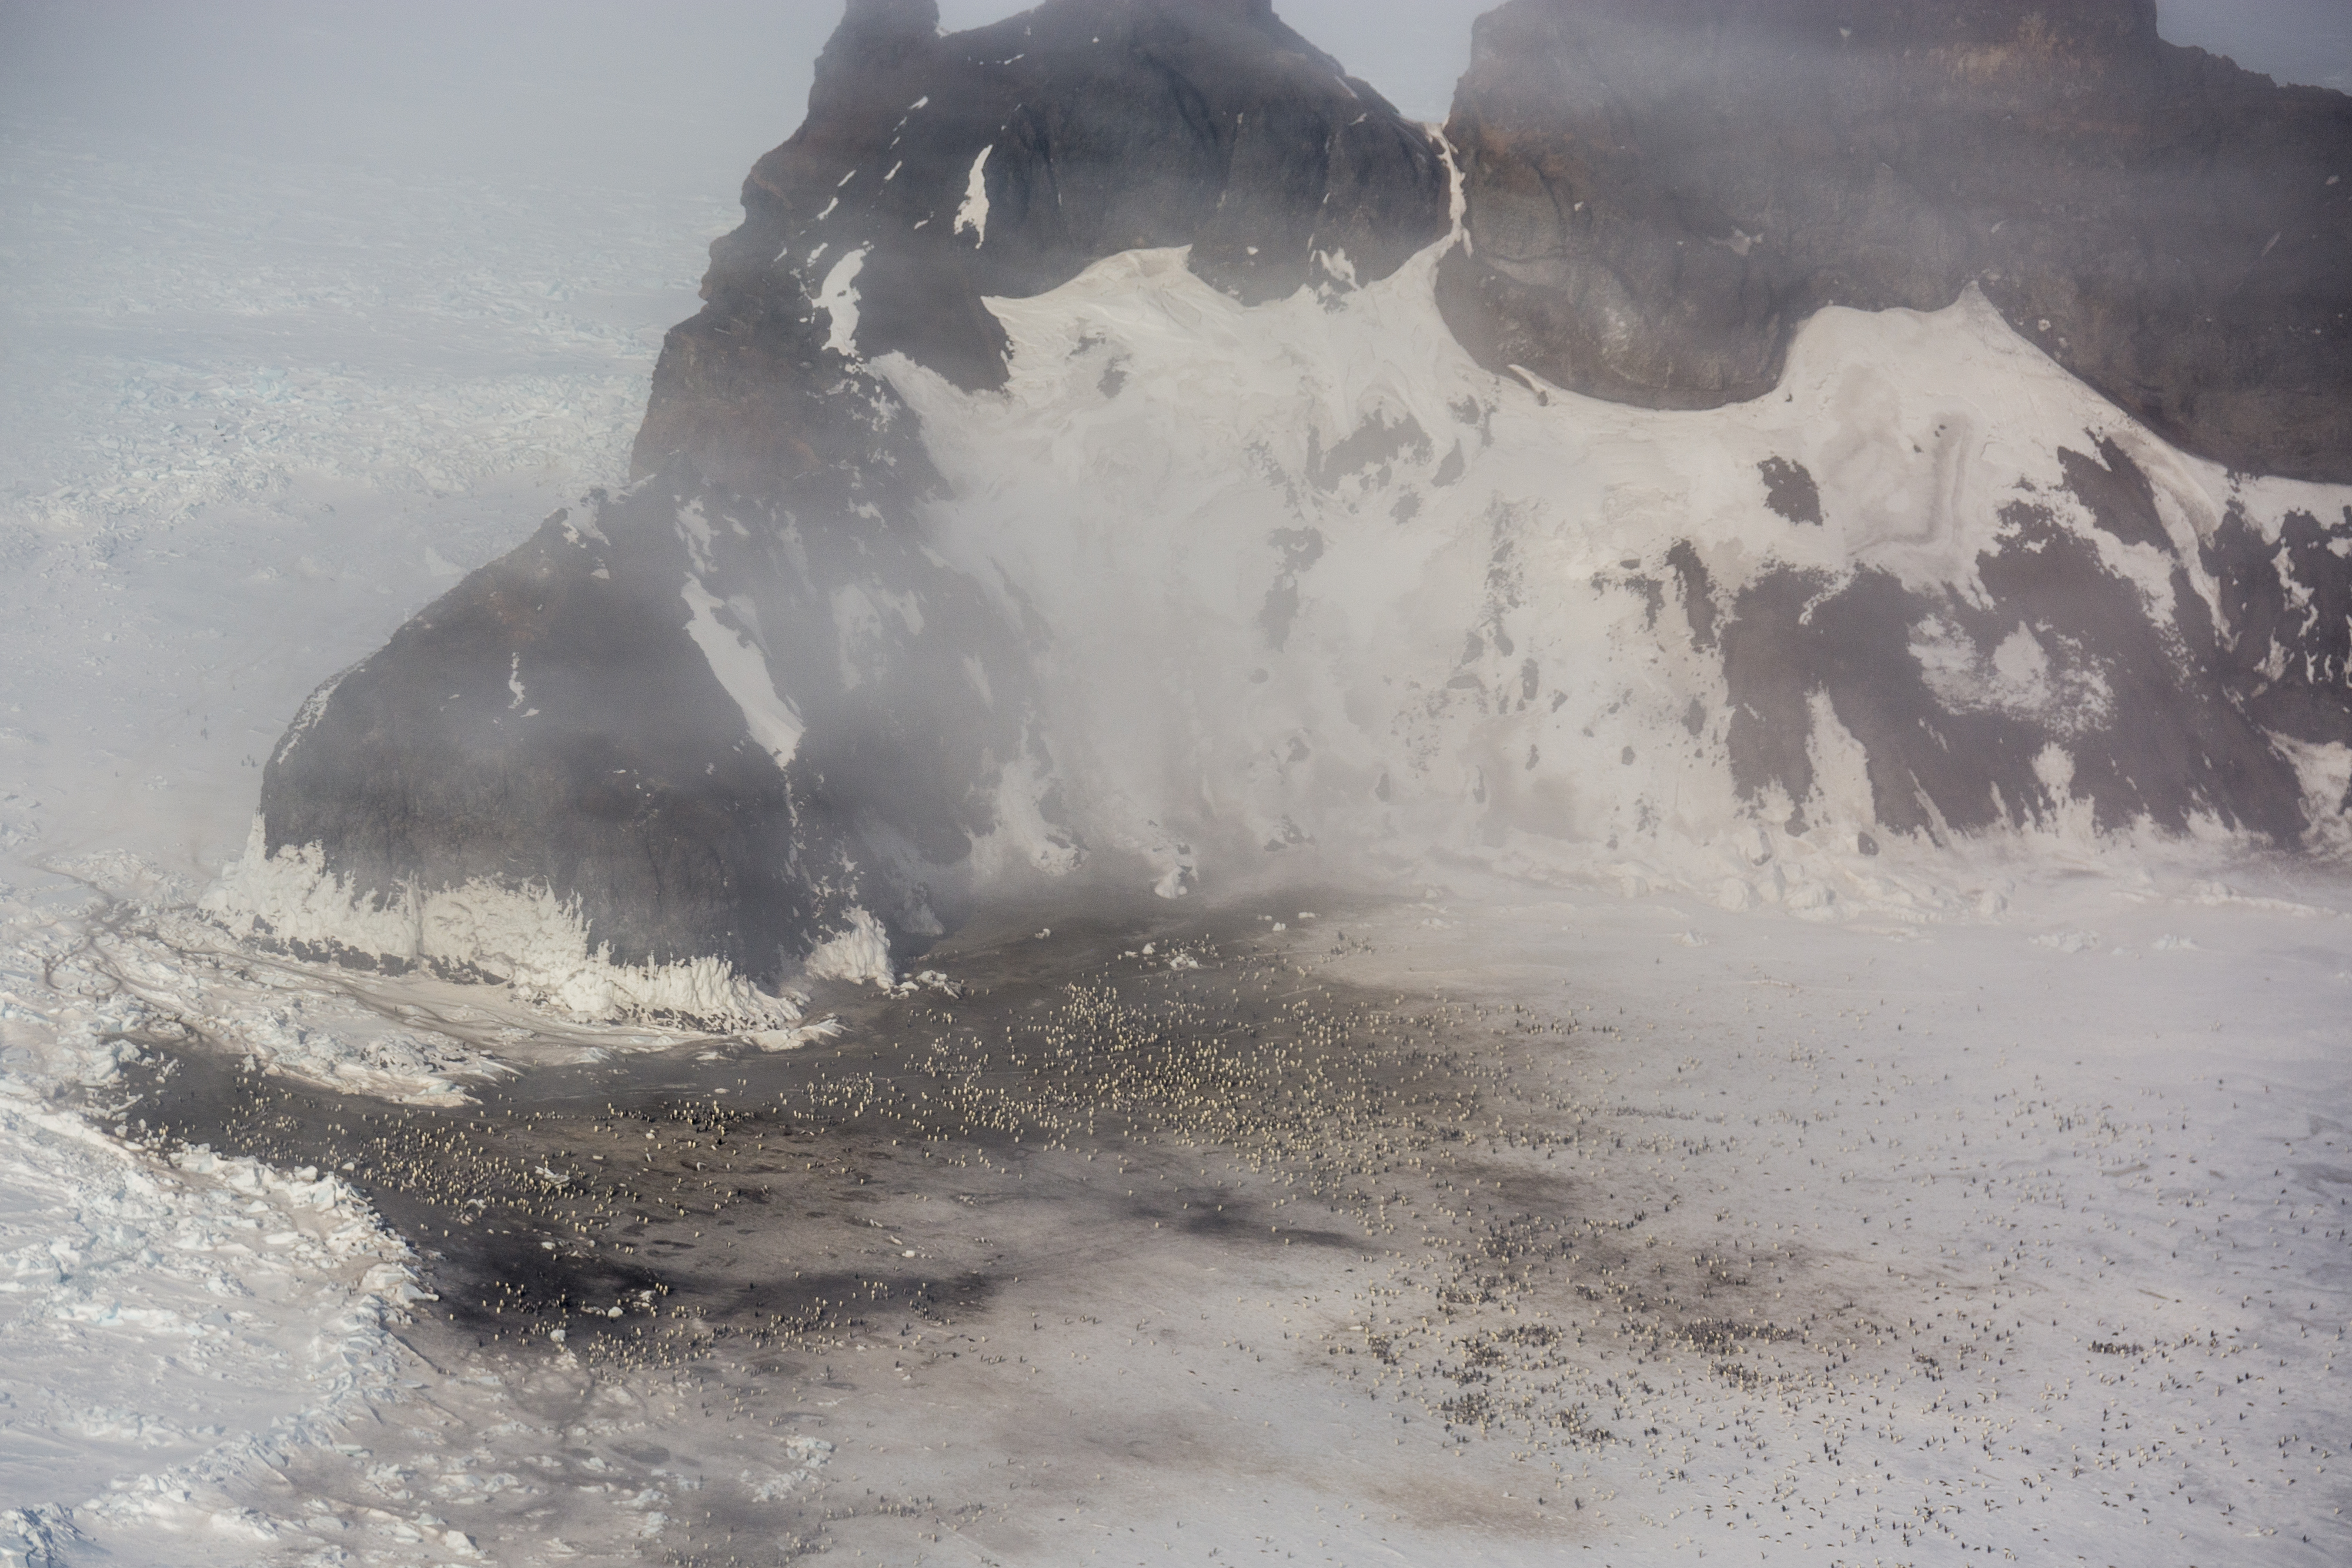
[641,0,1449,482]
[234,0,1451,1001]
[1435,0,2352,845]
[220,0,2352,1017]
[1438,0,2352,484]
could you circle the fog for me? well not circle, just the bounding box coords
[3,1,2341,210]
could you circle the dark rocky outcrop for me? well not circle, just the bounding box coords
[1699,441,2348,844]
[261,360,1047,979]
[262,495,848,982]
[240,0,2350,1008]
[249,0,1451,991]
[648,0,1451,473]
[2201,503,2352,768]
[1438,0,2352,483]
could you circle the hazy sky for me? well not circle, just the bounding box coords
[0,1,2344,202]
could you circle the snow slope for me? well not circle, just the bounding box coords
[890,232,2352,917]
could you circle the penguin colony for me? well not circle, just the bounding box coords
[102,903,2342,1563]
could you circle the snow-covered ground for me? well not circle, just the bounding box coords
[4,43,2351,1568]
[0,106,746,1560]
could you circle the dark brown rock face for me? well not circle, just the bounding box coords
[639,0,1450,485]
[242,0,2350,1005]
[1703,499,2333,848]
[250,0,1451,993]
[1438,0,2352,483]
[262,489,854,984]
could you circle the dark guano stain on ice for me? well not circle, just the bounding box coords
[105,900,1441,1362]
[92,892,1927,1560]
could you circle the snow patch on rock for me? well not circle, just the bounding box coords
[817,246,870,359]
[680,576,803,767]
[799,908,894,987]
[954,147,991,243]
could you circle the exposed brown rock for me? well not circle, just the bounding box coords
[256,0,1452,991]
[1438,0,2352,483]
[639,0,1449,487]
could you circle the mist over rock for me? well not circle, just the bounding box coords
[223,0,2352,1018]
[646,0,1451,463]
[236,0,1449,1001]
[1437,0,2352,484]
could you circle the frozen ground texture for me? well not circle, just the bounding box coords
[2,74,2350,1568]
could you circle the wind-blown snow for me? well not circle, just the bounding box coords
[798,908,896,987]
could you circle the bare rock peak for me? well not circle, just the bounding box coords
[1440,0,2352,482]
[836,0,939,39]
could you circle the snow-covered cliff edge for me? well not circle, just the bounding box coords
[215,0,2352,1015]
